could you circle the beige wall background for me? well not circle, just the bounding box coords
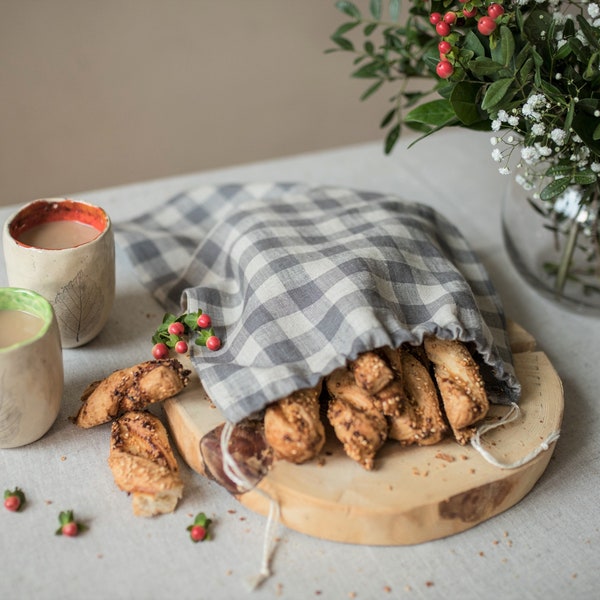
[0,0,390,207]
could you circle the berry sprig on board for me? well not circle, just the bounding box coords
[151,310,222,359]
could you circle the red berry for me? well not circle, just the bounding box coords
[167,322,185,336]
[435,21,451,36]
[443,12,456,24]
[436,60,454,79]
[463,7,478,18]
[429,12,442,25]
[487,3,505,19]
[206,336,221,351]
[478,16,497,35]
[62,522,78,537]
[152,342,169,359]
[438,40,451,55]
[190,525,206,542]
[4,495,20,512]
[175,340,188,354]
[196,314,212,329]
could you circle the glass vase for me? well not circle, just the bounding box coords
[502,177,600,315]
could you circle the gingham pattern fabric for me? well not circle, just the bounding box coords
[114,182,520,424]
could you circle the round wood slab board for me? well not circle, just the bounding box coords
[164,321,563,545]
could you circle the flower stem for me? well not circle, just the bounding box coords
[555,215,580,296]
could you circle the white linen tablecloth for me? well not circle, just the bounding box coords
[1,129,597,600]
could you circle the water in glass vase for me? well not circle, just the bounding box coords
[502,178,600,315]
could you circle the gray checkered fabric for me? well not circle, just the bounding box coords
[114,182,520,423]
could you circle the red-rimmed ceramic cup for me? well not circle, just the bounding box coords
[2,198,115,348]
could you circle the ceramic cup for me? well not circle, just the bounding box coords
[2,198,115,348]
[0,287,64,448]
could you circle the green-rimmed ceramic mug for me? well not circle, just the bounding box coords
[0,287,63,448]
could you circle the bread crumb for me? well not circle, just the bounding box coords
[435,452,455,462]
[425,581,434,587]
[60,456,67,461]
[479,551,485,557]
[383,585,392,593]
[460,454,469,461]
[348,593,357,599]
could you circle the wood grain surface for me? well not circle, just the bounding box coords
[164,321,563,545]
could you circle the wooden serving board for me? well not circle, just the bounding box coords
[164,321,563,545]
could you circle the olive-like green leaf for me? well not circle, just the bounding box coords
[330,35,354,51]
[517,56,534,85]
[360,79,384,100]
[389,0,400,21]
[573,111,600,155]
[500,26,515,66]
[380,107,396,128]
[540,79,563,100]
[405,99,455,127]
[573,171,598,185]
[332,22,359,38]
[540,177,572,201]
[364,22,377,36]
[468,57,505,78]
[577,14,600,50]
[545,163,574,177]
[369,0,382,19]
[584,52,600,81]
[481,78,514,111]
[554,39,573,60]
[384,124,401,154]
[594,122,600,141]
[450,82,482,126]
[335,1,361,19]
[463,30,486,58]
[578,98,600,112]
[352,60,384,78]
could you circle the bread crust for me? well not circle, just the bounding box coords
[74,359,190,428]
[423,337,489,443]
[108,411,183,517]
[387,350,447,446]
[264,382,325,464]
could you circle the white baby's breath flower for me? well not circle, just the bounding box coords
[508,115,520,126]
[532,123,545,136]
[535,143,553,157]
[550,128,567,145]
[588,3,600,19]
[492,119,502,131]
[591,162,600,173]
[492,148,503,162]
[521,146,540,164]
[499,167,511,175]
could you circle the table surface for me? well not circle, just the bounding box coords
[1,129,597,600]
